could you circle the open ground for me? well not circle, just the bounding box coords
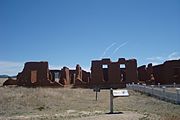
[0,78,180,120]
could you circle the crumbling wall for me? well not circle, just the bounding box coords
[59,67,70,85]
[174,67,180,84]
[91,60,104,85]
[74,64,90,87]
[137,63,155,84]
[163,60,180,84]
[126,59,138,83]
[16,62,63,87]
[90,58,138,88]
[108,62,121,84]
[17,62,50,86]
[69,70,76,84]
[147,63,153,80]
[82,70,90,83]
[75,64,82,80]
[138,65,147,82]
[140,60,180,85]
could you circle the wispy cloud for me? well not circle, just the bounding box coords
[0,61,24,75]
[112,41,128,55]
[0,61,22,67]
[146,56,164,61]
[168,52,180,60]
[146,52,180,65]
[101,42,116,58]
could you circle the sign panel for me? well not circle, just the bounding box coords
[93,88,100,92]
[113,89,129,97]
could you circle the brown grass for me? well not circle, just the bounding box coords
[0,78,180,120]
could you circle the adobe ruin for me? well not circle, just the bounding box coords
[3,58,180,88]
[138,59,180,85]
[7,61,90,87]
[74,64,90,87]
[90,58,138,88]
[137,63,155,84]
[16,62,62,87]
[153,60,180,84]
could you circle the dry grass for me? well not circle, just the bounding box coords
[0,78,180,120]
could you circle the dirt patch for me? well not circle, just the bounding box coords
[0,111,159,120]
[72,111,144,120]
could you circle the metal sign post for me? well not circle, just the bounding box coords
[93,87,100,101]
[110,88,113,113]
[96,91,98,101]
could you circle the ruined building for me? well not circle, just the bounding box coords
[74,64,90,87]
[12,62,90,87]
[16,62,62,86]
[3,58,180,87]
[138,59,180,85]
[137,63,155,84]
[90,58,138,88]
[153,60,180,84]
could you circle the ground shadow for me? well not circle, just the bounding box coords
[106,111,123,114]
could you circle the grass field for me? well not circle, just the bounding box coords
[0,78,180,120]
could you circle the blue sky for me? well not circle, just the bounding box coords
[0,0,180,75]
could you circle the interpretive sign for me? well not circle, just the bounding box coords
[113,90,129,97]
[93,87,100,92]
[109,88,129,114]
